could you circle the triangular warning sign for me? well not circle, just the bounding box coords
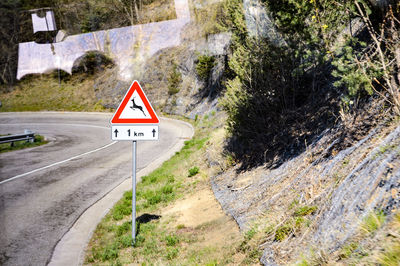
[111,81,159,124]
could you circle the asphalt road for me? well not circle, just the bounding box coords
[0,112,191,266]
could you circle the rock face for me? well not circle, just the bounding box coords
[91,30,231,116]
[370,0,390,9]
[314,125,400,249]
[137,31,231,117]
[242,0,284,45]
[211,122,400,264]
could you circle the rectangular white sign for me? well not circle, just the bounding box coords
[111,125,159,141]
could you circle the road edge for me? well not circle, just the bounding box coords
[48,117,194,266]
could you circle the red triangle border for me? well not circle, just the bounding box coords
[111,81,159,124]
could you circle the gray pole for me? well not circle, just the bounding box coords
[132,140,137,244]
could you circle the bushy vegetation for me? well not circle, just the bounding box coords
[196,54,215,81]
[220,0,400,167]
[167,63,182,95]
[192,1,226,37]
[72,51,114,75]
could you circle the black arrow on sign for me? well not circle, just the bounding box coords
[152,128,156,138]
[114,129,119,138]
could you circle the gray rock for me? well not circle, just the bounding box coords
[260,248,278,266]
[242,0,285,46]
[313,125,400,251]
[207,33,232,56]
[370,0,390,9]
[211,121,400,254]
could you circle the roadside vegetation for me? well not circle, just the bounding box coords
[297,210,400,265]
[1,0,399,264]
[221,0,400,168]
[0,134,48,153]
[84,114,247,265]
[0,73,108,112]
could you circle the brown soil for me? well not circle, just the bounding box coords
[162,182,243,263]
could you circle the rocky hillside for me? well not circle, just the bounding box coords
[1,0,400,264]
[207,0,400,264]
[211,111,400,264]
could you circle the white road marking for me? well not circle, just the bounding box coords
[0,123,115,185]
[0,123,110,129]
[0,141,117,185]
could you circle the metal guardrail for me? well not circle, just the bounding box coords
[0,133,35,145]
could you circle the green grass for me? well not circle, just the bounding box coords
[0,134,48,153]
[333,212,399,265]
[236,226,263,264]
[272,205,317,242]
[188,166,200,177]
[275,223,292,242]
[338,242,359,259]
[165,234,179,246]
[294,205,318,217]
[360,210,386,235]
[85,125,213,264]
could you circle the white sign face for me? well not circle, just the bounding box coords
[118,90,151,119]
[111,125,159,141]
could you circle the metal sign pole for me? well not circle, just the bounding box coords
[132,140,137,244]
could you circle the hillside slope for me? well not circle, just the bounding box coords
[1,0,399,264]
[211,116,400,264]
[208,0,400,264]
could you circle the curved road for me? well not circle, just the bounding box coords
[0,112,192,266]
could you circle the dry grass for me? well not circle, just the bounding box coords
[331,211,400,265]
[138,0,177,24]
[0,73,109,112]
[209,117,400,265]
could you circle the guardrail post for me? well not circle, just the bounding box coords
[25,130,35,143]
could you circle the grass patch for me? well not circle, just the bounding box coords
[294,205,318,217]
[0,74,109,112]
[236,225,264,264]
[0,134,48,153]
[331,211,399,265]
[338,242,359,259]
[360,210,386,235]
[165,234,179,246]
[188,166,200,177]
[377,242,400,265]
[275,223,292,242]
[84,116,243,265]
[84,114,250,265]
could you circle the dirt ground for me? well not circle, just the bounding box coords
[162,182,244,264]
